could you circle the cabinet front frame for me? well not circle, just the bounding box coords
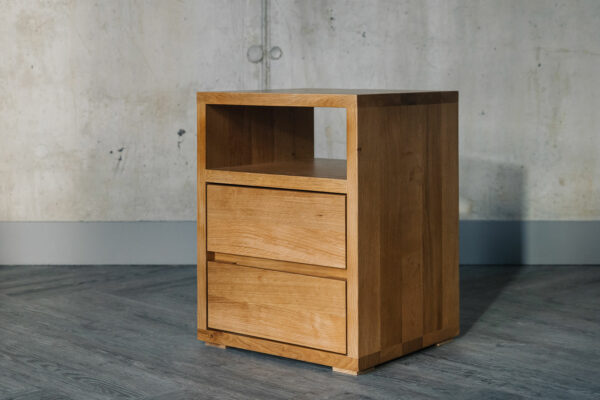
[197,96,360,361]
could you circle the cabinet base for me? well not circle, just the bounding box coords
[198,327,458,373]
[435,338,454,347]
[332,367,373,376]
[205,342,227,349]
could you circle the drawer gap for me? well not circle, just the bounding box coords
[212,252,347,280]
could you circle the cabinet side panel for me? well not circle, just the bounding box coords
[197,101,207,330]
[346,102,360,359]
[357,100,459,358]
[356,106,383,357]
[395,105,427,344]
[422,102,460,340]
[440,101,459,334]
[423,104,443,334]
[365,104,428,346]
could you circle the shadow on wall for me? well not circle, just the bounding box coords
[458,157,526,334]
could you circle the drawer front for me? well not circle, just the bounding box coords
[206,184,346,268]
[207,262,346,353]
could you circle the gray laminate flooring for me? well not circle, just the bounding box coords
[0,265,598,399]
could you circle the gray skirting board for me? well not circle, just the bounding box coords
[0,221,598,265]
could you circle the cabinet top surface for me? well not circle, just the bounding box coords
[198,88,456,95]
[197,89,458,107]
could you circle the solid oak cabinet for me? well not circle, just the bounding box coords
[197,89,459,374]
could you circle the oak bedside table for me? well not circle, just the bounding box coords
[196,89,459,375]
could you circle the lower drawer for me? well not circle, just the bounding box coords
[207,261,346,354]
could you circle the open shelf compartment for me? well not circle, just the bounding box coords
[203,104,347,193]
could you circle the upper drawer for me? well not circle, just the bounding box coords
[206,184,346,268]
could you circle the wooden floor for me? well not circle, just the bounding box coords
[0,265,598,399]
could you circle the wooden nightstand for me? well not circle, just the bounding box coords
[196,89,459,374]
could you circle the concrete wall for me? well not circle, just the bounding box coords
[1,1,599,264]
[0,0,261,221]
[270,0,600,221]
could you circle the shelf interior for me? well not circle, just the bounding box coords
[205,104,347,187]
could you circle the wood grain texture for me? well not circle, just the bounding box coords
[440,102,460,334]
[198,90,459,372]
[205,168,347,193]
[198,91,355,108]
[206,184,346,268]
[197,329,358,371]
[207,262,347,353]
[353,97,460,367]
[197,101,207,330]
[396,104,426,344]
[354,103,383,357]
[210,158,346,180]
[197,90,458,107]
[205,105,314,170]
[203,103,345,194]
[345,103,360,359]
[204,342,226,349]
[332,367,373,376]
[212,253,347,280]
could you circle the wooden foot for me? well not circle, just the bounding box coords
[332,367,373,376]
[205,342,227,349]
[436,338,453,347]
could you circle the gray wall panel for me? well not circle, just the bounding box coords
[1,221,598,265]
